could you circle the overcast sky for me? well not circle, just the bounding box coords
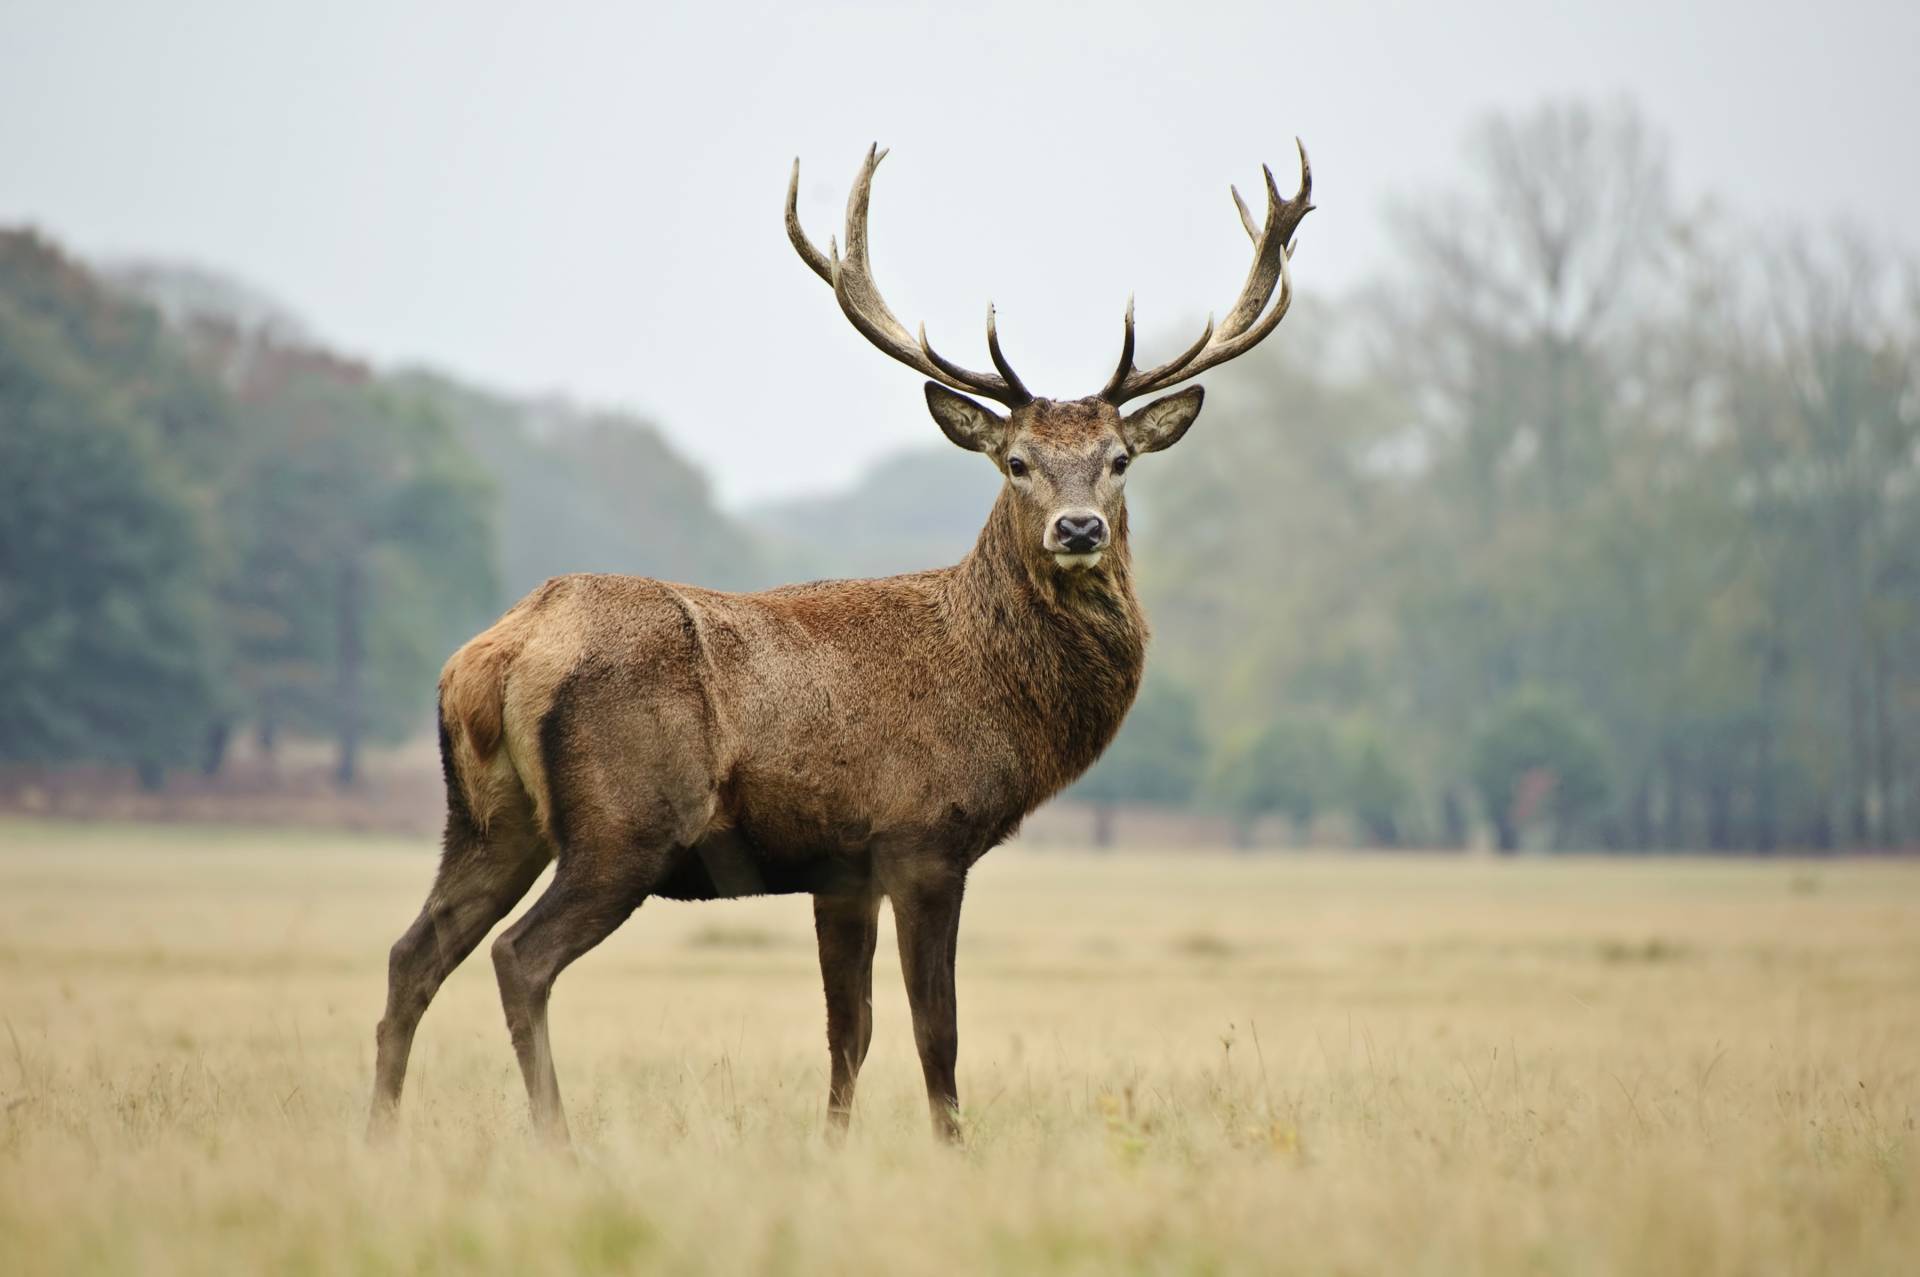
[4,0,1916,505]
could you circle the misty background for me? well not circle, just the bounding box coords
[3,1,1918,851]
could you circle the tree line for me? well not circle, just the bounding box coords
[4,99,1915,851]
[0,236,762,785]
[1075,101,1919,853]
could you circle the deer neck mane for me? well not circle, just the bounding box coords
[943,486,1148,799]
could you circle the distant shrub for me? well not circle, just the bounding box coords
[1340,727,1415,847]
[1071,672,1205,847]
[1206,717,1340,847]
[1471,692,1611,851]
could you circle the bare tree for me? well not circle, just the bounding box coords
[1377,100,1675,514]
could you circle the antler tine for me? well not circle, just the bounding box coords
[1113,313,1218,402]
[1231,185,1259,242]
[1097,295,1137,402]
[1102,139,1314,405]
[1213,162,1289,341]
[786,159,834,285]
[917,320,1004,393]
[789,145,1031,407]
[985,304,1031,402]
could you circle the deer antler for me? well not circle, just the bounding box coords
[1099,140,1314,405]
[788,145,1033,408]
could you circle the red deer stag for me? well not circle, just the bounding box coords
[368,142,1312,1144]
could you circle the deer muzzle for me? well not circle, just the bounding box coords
[1047,510,1109,568]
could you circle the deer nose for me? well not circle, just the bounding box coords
[1053,513,1108,554]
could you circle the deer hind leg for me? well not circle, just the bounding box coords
[491,679,709,1145]
[885,860,968,1144]
[813,889,882,1136]
[490,845,660,1145]
[369,800,550,1139]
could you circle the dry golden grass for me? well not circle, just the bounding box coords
[1,818,1916,1275]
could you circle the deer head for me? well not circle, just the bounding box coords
[787,143,1313,571]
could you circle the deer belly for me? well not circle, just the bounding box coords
[654,828,866,901]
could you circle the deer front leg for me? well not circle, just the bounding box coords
[886,864,967,1143]
[813,889,881,1136]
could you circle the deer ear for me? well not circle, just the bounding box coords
[1121,386,1204,454]
[925,382,1006,454]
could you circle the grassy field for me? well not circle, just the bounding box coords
[1,819,1916,1275]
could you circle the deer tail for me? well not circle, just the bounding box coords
[437,630,518,837]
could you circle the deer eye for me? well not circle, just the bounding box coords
[1111,454,1130,476]
[1007,456,1028,478]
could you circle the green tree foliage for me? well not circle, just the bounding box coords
[4,247,765,790]
[8,98,1917,848]
[1701,233,1920,849]
[1203,717,1414,848]
[202,338,497,781]
[0,234,228,775]
[1341,727,1414,847]
[1470,693,1611,851]
[1070,672,1204,846]
[1131,101,1920,851]
[394,373,769,598]
[745,446,998,581]
[1134,307,1407,716]
[1206,717,1340,846]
